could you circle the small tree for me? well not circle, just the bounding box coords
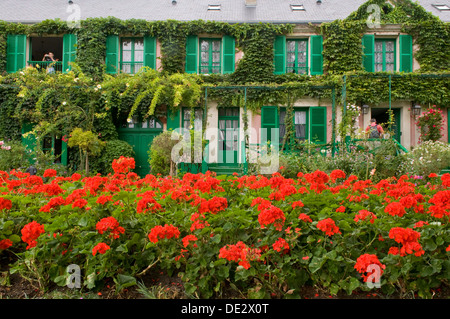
[68,128,105,175]
[148,130,186,177]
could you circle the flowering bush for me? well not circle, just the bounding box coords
[399,140,450,177]
[415,107,444,142]
[0,158,449,298]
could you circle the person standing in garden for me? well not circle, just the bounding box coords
[366,118,384,138]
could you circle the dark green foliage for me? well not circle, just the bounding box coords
[89,139,134,175]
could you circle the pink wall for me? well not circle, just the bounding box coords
[252,112,261,143]
[156,39,162,71]
[441,108,449,143]
[235,50,244,70]
[327,105,333,143]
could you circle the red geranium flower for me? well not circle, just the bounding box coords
[384,202,406,217]
[96,216,125,239]
[21,221,45,249]
[148,224,180,243]
[92,242,111,256]
[0,239,13,250]
[112,156,136,174]
[316,218,341,236]
[218,241,261,269]
[272,237,290,254]
[354,210,377,224]
[0,197,12,211]
[43,169,57,178]
[258,205,285,231]
[182,235,198,248]
[354,254,385,283]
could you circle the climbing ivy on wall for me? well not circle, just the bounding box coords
[0,0,449,148]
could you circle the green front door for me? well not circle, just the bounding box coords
[218,108,239,166]
[118,117,163,177]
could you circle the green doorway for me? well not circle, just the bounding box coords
[218,107,240,166]
[370,108,401,142]
[118,117,163,177]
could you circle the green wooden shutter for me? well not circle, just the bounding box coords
[362,34,375,72]
[273,35,286,75]
[167,108,181,131]
[6,34,26,73]
[310,107,327,144]
[144,36,156,70]
[105,35,119,74]
[310,35,323,75]
[21,122,37,164]
[399,34,413,73]
[222,35,235,74]
[61,140,68,166]
[62,34,77,73]
[185,35,198,74]
[261,106,279,147]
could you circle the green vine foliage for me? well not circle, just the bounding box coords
[0,0,448,168]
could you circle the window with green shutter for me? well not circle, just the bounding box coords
[273,35,323,75]
[6,34,26,73]
[261,106,279,148]
[105,35,119,74]
[310,35,323,75]
[399,34,413,73]
[374,39,396,72]
[273,35,286,75]
[199,38,222,74]
[63,34,77,73]
[286,39,308,74]
[279,107,309,151]
[309,107,327,144]
[362,34,375,72]
[222,35,235,74]
[185,35,198,74]
[120,37,144,74]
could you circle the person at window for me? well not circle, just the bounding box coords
[42,52,57,74]
[366,118,384,138]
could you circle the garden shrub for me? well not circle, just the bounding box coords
[399,141,450,177]
[148,130,185,177]
[0,139,32,171]
[90,139,135,175]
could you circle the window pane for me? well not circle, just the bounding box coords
[134,39,144,50]
[122,64,131,73]
[386,52,394,63]
[294,111,307,125]
[287,41,295,52]
[212,52,220,63]
[287,52,295,63]
[375,41,383,52]
[134,51,144,62]
[122,51,132,62]
[375,64,383,72]
[298,41,307,52]
[201,40,209,52]
[385,41,394,52]
[386,64,395,72]
[212,41,221,51]
[122,39,132,50]
[298,52,306,64]
[201,51,209,63]
[375,52,383,63]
